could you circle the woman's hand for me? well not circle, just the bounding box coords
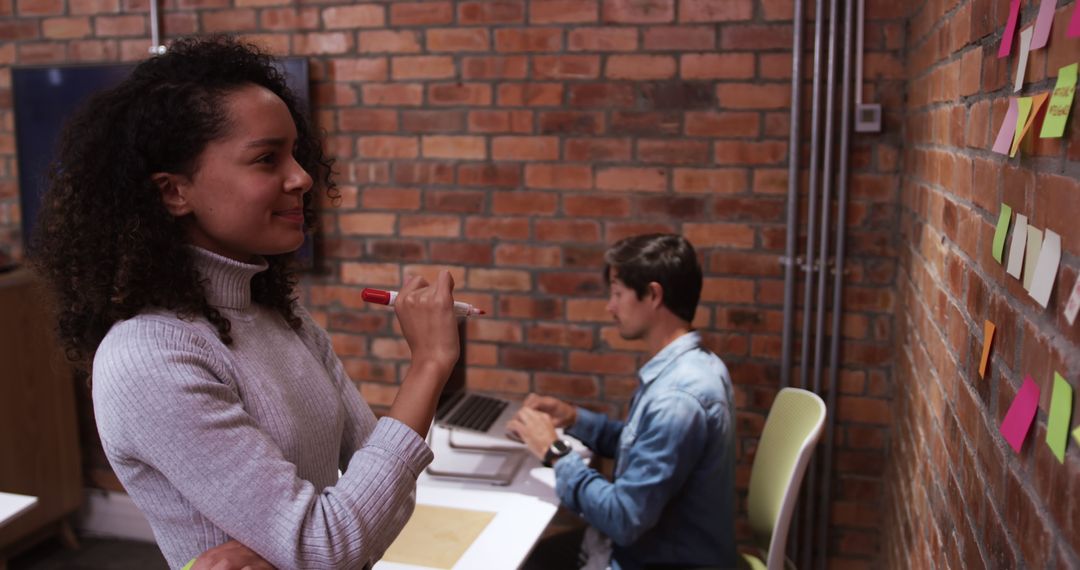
[395,271,460,377]
[191,540,274,570]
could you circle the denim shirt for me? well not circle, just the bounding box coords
[554,331,736,570]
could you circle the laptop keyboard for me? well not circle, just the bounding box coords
[442,394,509,432]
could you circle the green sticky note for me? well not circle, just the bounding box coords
[992,203,1013,263]
[1040,63,1078,139]
[1046,373,1073,463]
[1010,97,1033,157]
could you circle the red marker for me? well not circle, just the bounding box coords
[360,288,486,318]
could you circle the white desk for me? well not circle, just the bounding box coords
[373,427,564,570]
[0,492,38,529]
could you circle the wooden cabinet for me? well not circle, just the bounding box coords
[0,267,82,562]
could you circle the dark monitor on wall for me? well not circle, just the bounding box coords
[11,57,314,266]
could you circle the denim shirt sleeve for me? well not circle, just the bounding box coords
[565,406,624,458]
[554,391,708,547]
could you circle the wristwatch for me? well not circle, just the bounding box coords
[542,439,571,467]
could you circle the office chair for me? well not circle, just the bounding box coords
[741,388,827,570]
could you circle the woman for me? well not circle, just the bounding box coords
[32,35,458,569]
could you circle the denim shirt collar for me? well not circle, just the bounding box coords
[638,330,701,386]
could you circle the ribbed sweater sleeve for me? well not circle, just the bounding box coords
[93,316,432,569]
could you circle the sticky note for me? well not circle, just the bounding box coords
[979,321,995,378]
[1001,377,1040,454]
[1046,373,1073,463]
[1030,0,1058,50]
[1029,229,1061,308]
[1040,63,1078,139]
[1011,97,1033,156]
[992,98,1021,154]
[1074,424,1080,447]
[992,204,1012,263]
[1064,275,1080,325]
[1071,3,1080,38]
[1006,214,1028,278]
[1014,26,1034,92]
[1024,226,1043,291]
[1011,93,1049,157]
[999,0,1023,57]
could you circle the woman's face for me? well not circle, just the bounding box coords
[172,84,313,263]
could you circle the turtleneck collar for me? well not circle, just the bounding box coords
[189,247,269,310]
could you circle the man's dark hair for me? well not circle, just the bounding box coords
[602,234,703,323]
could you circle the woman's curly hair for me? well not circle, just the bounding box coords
[31,35,336,370]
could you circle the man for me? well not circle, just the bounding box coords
[509,233,736,570]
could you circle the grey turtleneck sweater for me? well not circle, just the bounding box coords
[92,248,432,569]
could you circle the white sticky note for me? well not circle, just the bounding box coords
[1065,275,1080,325]
[1014,26,1034,93]
[1029,229,1061,308]
[1030,0,1058,50]
[1024,226,1043,292]
[1006,214,1028,279]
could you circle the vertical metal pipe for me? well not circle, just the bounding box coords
[780,0,806,393]
[817,0,856,566]
[797,0,831,564]
[149,0,165,54]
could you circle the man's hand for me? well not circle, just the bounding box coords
[191,540,275,570]
[507,407,559,460]
[522,393,577,428]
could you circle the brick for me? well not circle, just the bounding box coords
[680,0,752,21]
[331,58,388,82]
[716,83,791,109]
[535,219,601,242]
[465,367,529,393]
[42,17,91,39]
[359,30,421,53]
[322,4,384,28]
[638,196,710,221]
[390,2,453,25]
[565,138,633,162]
[568,350,636,373]
[429,241,493,264]
[341,262,401,286]
[596,167,668,192]
[501,346,563,371]
[495,28,561,52]
[459,0,524,24]
[530,0,598,23]
[362,83,422,106]
[568,27,638,51]
[720,24,793,50]
[0,20,38,40]
[367,239,425,262]
[602,0,674,23]
[640,83,714,109]
[685,111,759,137]
[467,109,532,133]
[358,136,418,159]
[681,53,755,79]
[610,111,681,135]
[492,136,560,161]
[468,268,532,291]
[683,222,755,248]
[539,111,604,135]
[400,110,464,133]
[70,0,117,12]
[425,190,486,214]
[428,83,492,106]
[643,26,715,50]
[533,55,601,79]
[394,162,454,186]
[422,136,486,160]
[499,295,564,319]
[525,164,594,190]
[427,28,490,52]
[361,187,420,211]
[495,243,561,266]
[568,83,636,107]
[458,163,522,188]
[637,139,710,165]
[260,7,319,30]
[465,217,531,240]
[492,191,558,215]
[498,82,564,106]
[391,56,455,80]
[715,141,788,164]
[606,55,676,80]
[202,9,256,32]
[339,213,396,236]
[535,372,599,396]
[95,14,144,36]
[399,214,461,238]
[564,195,631,217]
[462,56,529,80]
[339,109,398,133]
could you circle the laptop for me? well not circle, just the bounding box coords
[433,321,522,443]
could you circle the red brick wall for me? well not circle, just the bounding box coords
[888,0,1080,567]
[0,1,908,566]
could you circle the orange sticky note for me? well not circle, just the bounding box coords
[979,321,995,378]
[1010,91,1050,156]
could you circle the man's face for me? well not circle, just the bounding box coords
[606,271,653,340]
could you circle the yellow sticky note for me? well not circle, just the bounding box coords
[979,321,995,379]
[1040,62,1078,138]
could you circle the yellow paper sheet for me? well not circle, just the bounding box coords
[979,320,995,379]
[382,505,496,569]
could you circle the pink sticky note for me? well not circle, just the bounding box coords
[1031,0,1058,50]
[1071,3,1080,37]
[1001,377,1040,454]
[999,0,1023,57]
[992,98,1020,154]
